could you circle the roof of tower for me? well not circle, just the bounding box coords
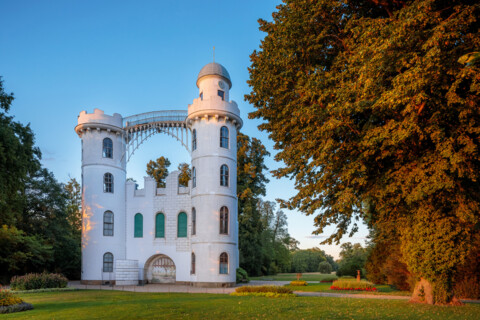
[196,62,232,89]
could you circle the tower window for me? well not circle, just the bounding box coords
[200,92,203,100]
[103,252,113,272]
[192,167,196,188]
[217,90,224,101]
[219,252,228,274]
[104,173,114,193]
[220,165,229,187]
[155,213,165,238]
[103,211,114,236]
[191,252,196,274]
[220,126,229,148]
[103,138,113,158]
[192,129,197,151]
[192,207,196,235]
[134,213,143,238]
[220,206,229,235]
[178,212,187,238]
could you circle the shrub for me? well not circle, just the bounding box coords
[10,272,68,291]
[318,261,333,274]
[234,286,293,294]
[290,280,307,286]
[454,276,480,299]
[236,267,250,283]
[331,279,377,291]
[230,292,294,298]
[0,287,23,307]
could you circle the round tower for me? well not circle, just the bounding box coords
[75,109,126,284]
[187,62,242,287]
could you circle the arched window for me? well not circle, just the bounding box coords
[192,129,197,151]
[103,138,113,158]
[220,206,229,235]
[191,252,196,274]
[177,212,187,238]
[192,207,196,235]
[219,252,228,274]
[103,211,114,236]
[192,167,196,188]
[104,173,113,193]
[220,126,229,148]
[103,252,113,272]
[134,213,143,238]
[155,213,165,238]
[220,165,229,187]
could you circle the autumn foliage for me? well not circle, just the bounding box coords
[246,0,480,304]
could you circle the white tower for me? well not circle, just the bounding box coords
[187,63,242,286]
[75,109,127,284]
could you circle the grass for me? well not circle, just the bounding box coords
[251,272,338,282]
[2,290,479,319]
[286,283,412,296]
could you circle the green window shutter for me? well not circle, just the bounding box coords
[134,213,143,238]
[178,212,187,238]
[156,213,165,238]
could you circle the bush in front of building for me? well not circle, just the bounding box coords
[10,273,68,291]
[236,267,250,283]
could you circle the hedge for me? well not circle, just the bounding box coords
[10,272,68,291]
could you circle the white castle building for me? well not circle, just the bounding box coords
[75,62,242,287]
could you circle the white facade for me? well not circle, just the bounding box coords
[75,63,242,287]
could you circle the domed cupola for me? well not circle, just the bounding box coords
[196,62,232,89]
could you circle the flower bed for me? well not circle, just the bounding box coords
[330,279,377,292]
[0,286,33,314]
[330,286,377,292]
[290,280,307,286]
[231,285,295,297]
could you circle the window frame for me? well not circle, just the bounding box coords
[192,167,196,188]
[134,213,143,238]
[103,211,114,236]
[177,212,187,238]
[220,164,229,187]
[104,173,114,193]
[192,129,197,151]
[155,212,165,238]
[103,138,113,158]
[191,252,196,274]
[220,126,229,149]
[220,206,229,235]
[217,90,224,101]
[219,252,228,274]
[103,252,114,273]
[192,207,196,236]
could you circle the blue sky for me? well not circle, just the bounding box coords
[0,0,368,259]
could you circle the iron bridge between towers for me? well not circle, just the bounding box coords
[122,110,190,162]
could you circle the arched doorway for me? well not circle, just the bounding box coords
[144,254,176,284]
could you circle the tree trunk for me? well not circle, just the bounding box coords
[410,278,462,305]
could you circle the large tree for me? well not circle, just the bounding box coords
[0,77,41,225]
[246,0,480,304]
[237,132,270,276]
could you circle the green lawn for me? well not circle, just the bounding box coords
[251,272,338,282]
[286,283,411,296]
[3,290,480,320]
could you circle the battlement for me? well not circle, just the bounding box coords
[77,108,123,131]
[127,171,190,198]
